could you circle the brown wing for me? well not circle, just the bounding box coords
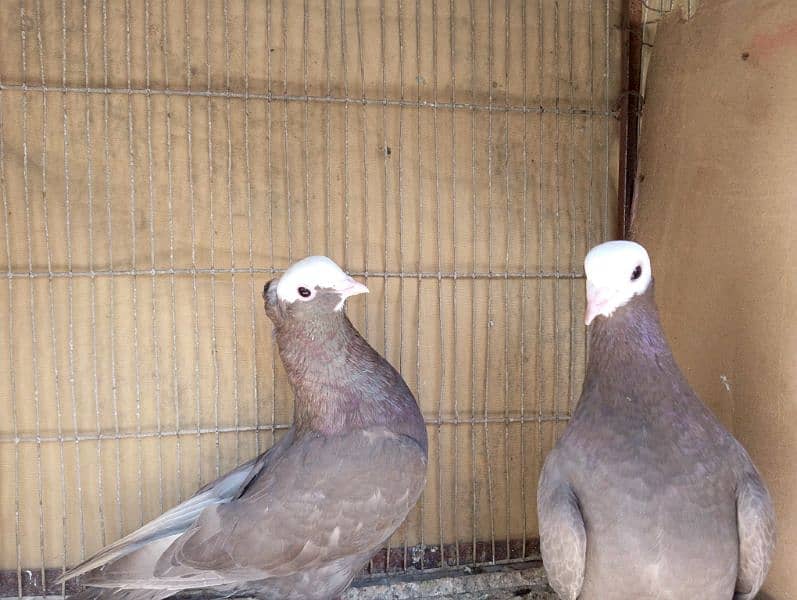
[90,426,426,589]
[58,448,277,585]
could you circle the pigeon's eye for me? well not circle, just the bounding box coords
[297,286,312,298]
[630,265,642,281]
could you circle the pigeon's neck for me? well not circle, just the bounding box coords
[275,313,426,444]
[585,285,683,398]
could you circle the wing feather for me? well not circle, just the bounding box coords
[77,427,425,591]
[734,469,776,600]
[57,443,282,584]
[537,452,586,600]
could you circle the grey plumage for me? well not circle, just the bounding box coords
[58,257,428,600]
[538,241,775,600]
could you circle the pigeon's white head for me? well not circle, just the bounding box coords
[583,240,652,326]
[275,255,368,311]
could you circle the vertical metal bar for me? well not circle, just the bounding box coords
[222,0,242,466]
[584,0,595,366]
[617,0,629,238]
[535,0,546,549]
[1,24,23,593]
[378,0,391,571]
[161,0,183,504]
[483,0,497,564]
[619,0,643,238]
[502,0,512,561]
[587,0,594,253]
[34,0,69,584]
[86,0,108,550]
[396,0,408,572]
[604,0,610,240]
[468,0,477,564]
[106,0,124,541]
[61,0,87,566]
[302,0,311,256]
[141,0,163,523]
[19,0,49,585]
[144,0,166,517]
[431,0,446,569]
[414,0,425,570]
[282,0,292,263]
[519,0,529,559]
[205,0,222,478]
[353,0,372,552]
[448,0,460,567]
[341,0,350,269]
[568,0,579,421]
[242,0,260,456]
[184,0,204,489]
[324,0,331,257]
[266,0,277,447]
[124,0,146,530]
[553,0,561,435]
[356,0,370,338]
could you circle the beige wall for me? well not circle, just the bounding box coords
[633,1,797,596]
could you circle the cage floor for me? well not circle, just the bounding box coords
[345,562,554,599]
[3,563,555,600]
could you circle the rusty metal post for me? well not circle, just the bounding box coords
[618,0,645,238]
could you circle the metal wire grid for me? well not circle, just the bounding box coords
[639,0,697,98]
[0,0,621,596]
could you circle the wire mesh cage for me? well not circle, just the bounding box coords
[0,0,621,596]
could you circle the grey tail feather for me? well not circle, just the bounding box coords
[56,454,264,586]
[53,501,206,584]
[54,543,148,585]
[67,588,175,600]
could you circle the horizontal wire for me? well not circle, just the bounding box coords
[4,267,585,280]
[0,82,617,118]
[354,556,543,582]
[1,413,571,445]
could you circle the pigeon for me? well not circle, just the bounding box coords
[56,255,428,600]
[537,241,775,600]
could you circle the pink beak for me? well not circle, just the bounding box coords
[584,282,614,326]
[333,275,369,300]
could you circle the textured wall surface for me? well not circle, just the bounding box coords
[0,0,621,593]
[634,0,797,596]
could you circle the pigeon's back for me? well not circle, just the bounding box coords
[61,424,426,600]
[187,424,426,600]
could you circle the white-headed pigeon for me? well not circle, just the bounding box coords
[57,256,428,600]
[537,241,775,600]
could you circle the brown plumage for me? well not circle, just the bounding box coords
[537,241,775,600]
[57,256,428,600]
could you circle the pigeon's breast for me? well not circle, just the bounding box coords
[563,392,741,598]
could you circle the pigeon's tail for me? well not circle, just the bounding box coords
[66,587,175,600]
[54,455,263,586]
